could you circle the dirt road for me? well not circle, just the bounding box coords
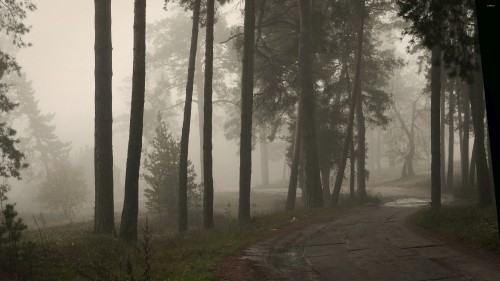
[218,205,500,280]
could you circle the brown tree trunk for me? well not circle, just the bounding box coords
[238,0,255,223]
[203,0,215,229]
[94,0,115,234]
[119,0,146,240]
[446,83,455,191]
[178,0,201,233]
[286,103,302,211]
[331,0,365,207]
[430,44,442,209]
[297,0,323,208]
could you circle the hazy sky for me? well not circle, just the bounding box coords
[14,1,282,190]
[17,0,173,149]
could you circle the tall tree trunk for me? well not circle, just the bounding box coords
[446,84,455,191]
[470,21,493,206]
[461,83,471,191]
[356,86,366,202]
[440,77,446,189]
[238,0,255,223]
[470,72,492,206]
[94,0,115,234]
[430,44,442,209]
[331,0,365,207]
[286,103,302,211]
[196,57,204,184]
[259,132,270,186]
[202,0,215,229]
[119,0,146,241]
[177,0,201,233]
[297,0,323,208]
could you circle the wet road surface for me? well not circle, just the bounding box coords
[220,205,500,281]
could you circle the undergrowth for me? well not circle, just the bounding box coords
[3,208,334,281]
[413,205,500,252]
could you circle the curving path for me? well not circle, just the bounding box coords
[218,205,500,281]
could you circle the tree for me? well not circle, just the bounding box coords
[446,81,455,190]
[0,0,33,192]
[430,45,442,208]
[143,117,200,217]
[238,0,256,223]
[331,0,366,207]
[120,0,147,241]
[296,0,323,208]
[36,162,88,218]
[178,0,202,233]
[94,0,115,234]
[5,74,71,179]
[202,0,215,229]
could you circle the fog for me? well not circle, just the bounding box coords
[9,1,286,211]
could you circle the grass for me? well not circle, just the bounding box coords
[2,208,335,281]
[413,205,500,252]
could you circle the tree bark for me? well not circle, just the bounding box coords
[331,0,365,207]
[285,103,302,211]
[238,0,255,224]
[297,0,323,208]
[177,0,201,233]
[94,0,115,234]
[446,83,455,191]
[203,0,215,229]
[430,44,442,209]
[119,0,146,240]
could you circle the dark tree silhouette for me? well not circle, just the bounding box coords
[94,0,115,234]
[297,0,323,208]
[203,0,215,229]
[238,0,255,223]
[178,0,201,233]
[120,0,146,241]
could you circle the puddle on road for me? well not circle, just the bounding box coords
[384,198,429,208]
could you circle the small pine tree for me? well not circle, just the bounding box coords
[143,116,201,216]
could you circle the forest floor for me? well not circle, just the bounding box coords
[218,182,500,281]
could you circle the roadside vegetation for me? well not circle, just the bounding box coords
[2,207,336,281]
[413,205,500,252]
